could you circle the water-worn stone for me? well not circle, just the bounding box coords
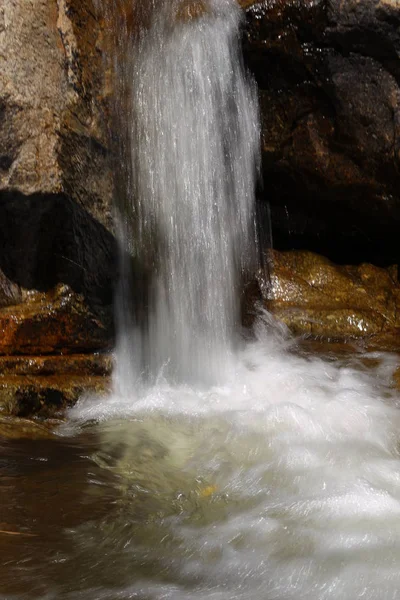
[0,284,113,356]
[0,374,110,419]
[262,249,400,349]
[0,353,112,419]
[0,0,118,360]
[242,0,400,266]
[0,416,57,439]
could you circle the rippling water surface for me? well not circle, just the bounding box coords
[2,321,400,600]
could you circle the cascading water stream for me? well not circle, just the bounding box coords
[58,2,400,599]
[115,0,259,388]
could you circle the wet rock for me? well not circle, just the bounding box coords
[242,0,400,266]
[0,353,112,377]
[175,1,208,22]
[0,284,113,356]
[262,249,400,349]
[0,416,57,440]
[0,352,112,419]
[0,374,110,419]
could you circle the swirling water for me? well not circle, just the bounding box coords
[2,2,400,599]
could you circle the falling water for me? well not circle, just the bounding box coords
[5,1,399,599]
[116,0,259,386]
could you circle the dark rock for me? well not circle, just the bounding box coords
[0,269,21,308]
[242,0,400,266]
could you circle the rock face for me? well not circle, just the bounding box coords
[263,249,400,350]
[0,0,112,228]
[0,0,117,311]
[0,353,112,419]
[0,0,117,418]
[242,0,400,266]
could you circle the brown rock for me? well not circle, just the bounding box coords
[0,416,57,440]
[261,249,400,349]
[175,1,208,22]
[0,353,112,377]
[0,284,112,356]
[0,352,112,419]
[0,374,110,419]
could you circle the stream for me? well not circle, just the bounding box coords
[2,1,400,598]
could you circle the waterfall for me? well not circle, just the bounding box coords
[64,5,400,600]
[115,0,260,388]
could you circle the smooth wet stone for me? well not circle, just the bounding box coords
[0,284,112,355]
[0,353,112,377]
[0,416,57,440]
[261,249,400,349]
[0,374,110,419]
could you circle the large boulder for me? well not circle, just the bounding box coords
[0,0,117,316]
[0,0,117,417]
[242,0,400,266]
[0,0,112,227]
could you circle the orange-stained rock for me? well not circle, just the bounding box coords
[0,353,112,377]
[0,285,112,356]
[261,249,400,350]
[0,374,110,419]
[0,352,112,419]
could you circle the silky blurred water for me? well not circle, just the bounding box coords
[2,2,400,599]
[2,321,400,599]
[115,0,259,388]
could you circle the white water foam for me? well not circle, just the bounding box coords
[69,315,400,600]
[67,1,400,598]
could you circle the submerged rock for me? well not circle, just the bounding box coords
[0,416,57,440]
[262,249,400,350]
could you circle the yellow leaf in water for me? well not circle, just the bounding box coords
[199,485,217,498]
